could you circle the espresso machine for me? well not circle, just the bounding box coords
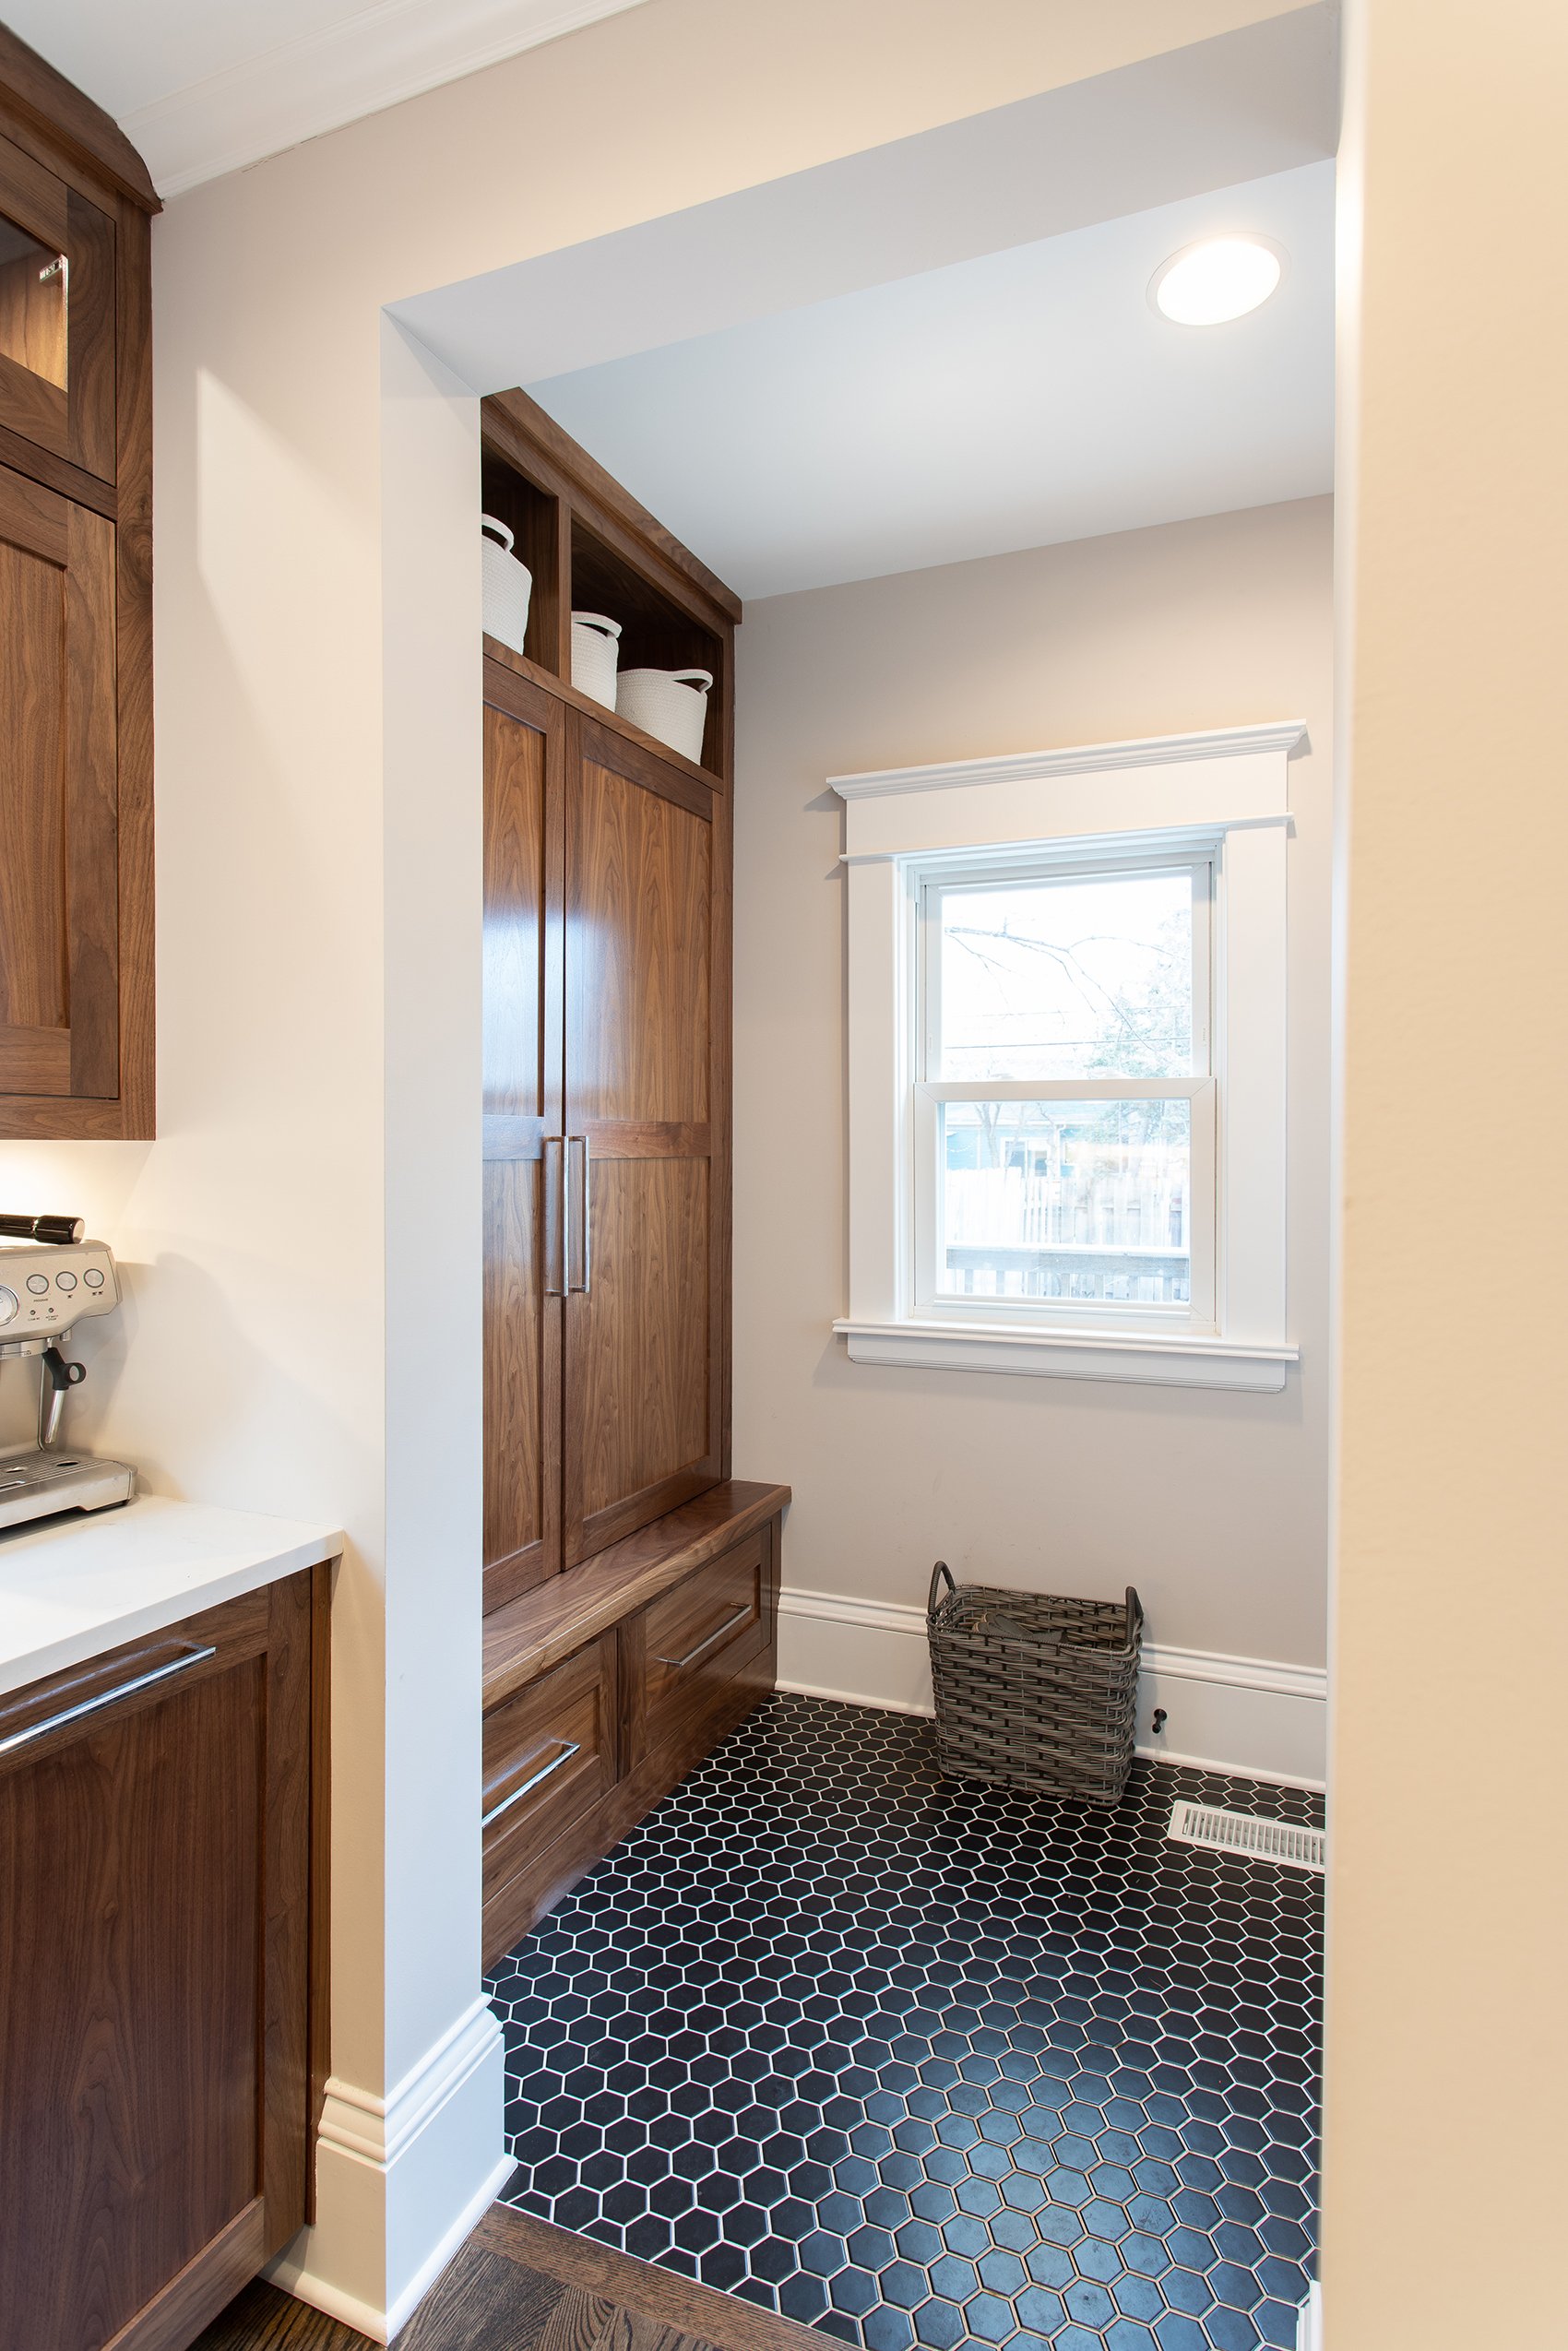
[0,1212,137,1529]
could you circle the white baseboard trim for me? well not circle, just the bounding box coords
[1297,2282,1322,2350]
[777,1585,1326,1790]
[315,1997,500,2171]
[266,1995,508,2341]
[386,2147,517,2338]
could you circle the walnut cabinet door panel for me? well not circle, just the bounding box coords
[482,661,565,1613]
[0,462,118,1101]
[561,715,726,1565]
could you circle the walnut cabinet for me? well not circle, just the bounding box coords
[480,394,784,1957]
[0,29,158,1139]
[0,1571,328,2351]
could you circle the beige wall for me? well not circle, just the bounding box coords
[733,496,1334,1667]
[1323,1,1568,2343]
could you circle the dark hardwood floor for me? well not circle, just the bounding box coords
[192,2203,821,2351]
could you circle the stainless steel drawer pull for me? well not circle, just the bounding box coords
[542,1135,567,1297]
[481,1738,580,1830]
[0,1644,218,1757]
[655,1604,752,1673]
[567,1135,591,1294]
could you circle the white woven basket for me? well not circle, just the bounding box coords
[616,667,713,764]
[570,611,622,708]
[481,515,532,656]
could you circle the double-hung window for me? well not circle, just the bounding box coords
[915,851,1215,1330]
[833,723,1302,1390]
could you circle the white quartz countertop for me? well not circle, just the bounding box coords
[0,1492,343,1699]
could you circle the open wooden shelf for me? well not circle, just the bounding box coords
[482,632,726,794]
[570,517,725,775]
[481,449,565,673]
[480,386,736,790]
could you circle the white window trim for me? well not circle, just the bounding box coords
[830,720,1306,1392]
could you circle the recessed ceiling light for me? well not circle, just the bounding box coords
[1150,235,1285,326]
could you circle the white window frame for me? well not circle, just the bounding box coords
[830,721,1305,1391]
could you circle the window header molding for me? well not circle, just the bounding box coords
[829,720,1309,802]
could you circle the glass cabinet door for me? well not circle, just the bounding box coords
[0,135,113,483]
[0,218,65,391]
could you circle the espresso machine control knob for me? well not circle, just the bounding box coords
[0,1287,17,1326]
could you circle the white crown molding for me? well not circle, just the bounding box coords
[829,720,1310,801]
[123,0,651,197]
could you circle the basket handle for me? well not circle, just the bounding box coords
[669,669,714,692]
[1125,1585,1144,1643]
[481,513,514,553]
[928,1561,956,1616]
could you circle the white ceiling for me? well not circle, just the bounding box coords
[10,0,649,195]
[23,1,1335,599]
[524,160,1335,600]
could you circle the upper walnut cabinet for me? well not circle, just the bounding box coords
[0,29,159,1139]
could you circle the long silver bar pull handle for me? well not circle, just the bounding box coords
[567,1135,592,1293]
[655,1605,753,1673]
[0,1645,218,1756]
[481,1739,580,1829]
[542,1136,567,1297]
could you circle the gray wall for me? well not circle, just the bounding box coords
[731,494,1333,1667]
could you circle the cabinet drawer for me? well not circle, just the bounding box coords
[637,1531,767,1753]
[482,1633,615,1903]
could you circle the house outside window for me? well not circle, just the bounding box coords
[832,722,1303,1391]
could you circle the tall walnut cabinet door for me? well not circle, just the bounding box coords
[562,714,728,1566]
[483,659,565,1611]
[0,465,118,1102]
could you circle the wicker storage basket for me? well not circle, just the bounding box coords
[927,1562,1143,1805]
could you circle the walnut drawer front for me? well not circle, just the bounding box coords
[635,1529,768,1759]
[481,1632,615,1903]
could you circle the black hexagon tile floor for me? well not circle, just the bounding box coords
[487,1694,1322,2351]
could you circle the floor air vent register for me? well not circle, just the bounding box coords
[1167,1799,1326,1873]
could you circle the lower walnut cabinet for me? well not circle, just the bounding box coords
[481,1487,786,1968]
[482,1632,619,1928]
[0,1571,326,2351]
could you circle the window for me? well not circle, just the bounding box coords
[915,853,1214,1327]
[832,723,1303,1389]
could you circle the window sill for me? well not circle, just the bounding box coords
[831,1318,1299,1391]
